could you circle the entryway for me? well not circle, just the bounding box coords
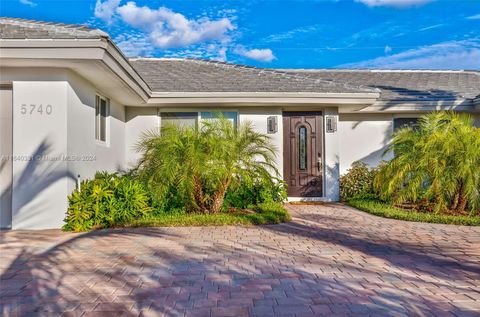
[282,112,323,198]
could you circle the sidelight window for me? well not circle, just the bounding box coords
[299,126,307,170]
[95,95,109,142]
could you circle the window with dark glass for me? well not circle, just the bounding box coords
[95,95,108,142]
[394,118,419,131]
[299,126,307,170]
[161,112,198,128]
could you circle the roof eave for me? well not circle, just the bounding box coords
[347,99,478,113]
[0,38,152,103]
[146,91,380,106]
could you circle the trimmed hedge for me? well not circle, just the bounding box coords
[129,202,291,227]
[347,198,480,226]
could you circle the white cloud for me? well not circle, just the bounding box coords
[418,24,443,31]
[114,33,154,57]
[384,45,392,54]
[115,1,235,48]
[93,1,243,60]
[356,0,433,8]
[467,14,480,20]
[19,0,37,7]
[264,24,323,43]
[234,46,276,62]
[340,38,480,70]
[163,43,228,62]
[94,0,121,24]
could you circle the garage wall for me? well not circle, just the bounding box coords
[1,68,127,229]
[0,85,13,229]
[11,80,70,229]
[338,113,394,175]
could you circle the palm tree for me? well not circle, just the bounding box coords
[134,116,278,214]
[375,111,480,213]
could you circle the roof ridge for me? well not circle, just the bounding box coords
[133,57,378,93]
[280,68,480,74]
[0,16,108,37]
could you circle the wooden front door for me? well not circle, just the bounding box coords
[283,112,323,197]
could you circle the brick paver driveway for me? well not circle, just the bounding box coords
[1,204,479,317]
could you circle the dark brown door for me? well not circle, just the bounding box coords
[283,112,323,197]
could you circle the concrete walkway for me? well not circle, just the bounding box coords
[1,203,479,316]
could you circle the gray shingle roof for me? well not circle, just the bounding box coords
[130,59,479,100]
[2,17,478,101]
[283,69,480,101]
[0,17,107,39]
[129,58,375,94]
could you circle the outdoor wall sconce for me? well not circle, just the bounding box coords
[326,116,337,133]
[267,116,278,134]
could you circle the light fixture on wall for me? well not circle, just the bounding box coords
[326,116,337,133]
[267,116,278,134]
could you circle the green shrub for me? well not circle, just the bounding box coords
[375,112,480,213]
[134,116,279,214]
[340,161,380,201]
[224,177,287,209]
[347,198,480,226]
[63,172,154,232]
[131,201,290,227]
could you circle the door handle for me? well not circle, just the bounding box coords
[317,158,322,172]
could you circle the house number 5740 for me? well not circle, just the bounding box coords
[20,104,53,115]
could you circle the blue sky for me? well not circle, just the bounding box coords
[2,0,480,69]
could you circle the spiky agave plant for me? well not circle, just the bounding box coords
[134,116,279,214]
[375,111,480,213]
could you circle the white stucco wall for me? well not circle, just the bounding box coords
[0,86,13,229]
[239,108,284,179]
[66,72,126,193]
[1,68,126,229]
[338,113,394,175]
[11,80,70,229]
[125,107,159,168]
[323,107,340,201]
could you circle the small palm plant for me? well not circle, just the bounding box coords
[134,116,278,213]
[375,111,480,213]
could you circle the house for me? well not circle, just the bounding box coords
[1,17,479,230]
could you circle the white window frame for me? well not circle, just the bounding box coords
[95,94,110,145]
[159,110,239,128]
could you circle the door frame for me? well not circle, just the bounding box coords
[282,111,325,199]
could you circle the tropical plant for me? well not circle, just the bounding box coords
[224,176,287,209]
[374,112,480,213]
[63,172,154,231]
[134,116,279,214]
[340,161,381,201]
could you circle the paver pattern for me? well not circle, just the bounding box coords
[1,203,479,317]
